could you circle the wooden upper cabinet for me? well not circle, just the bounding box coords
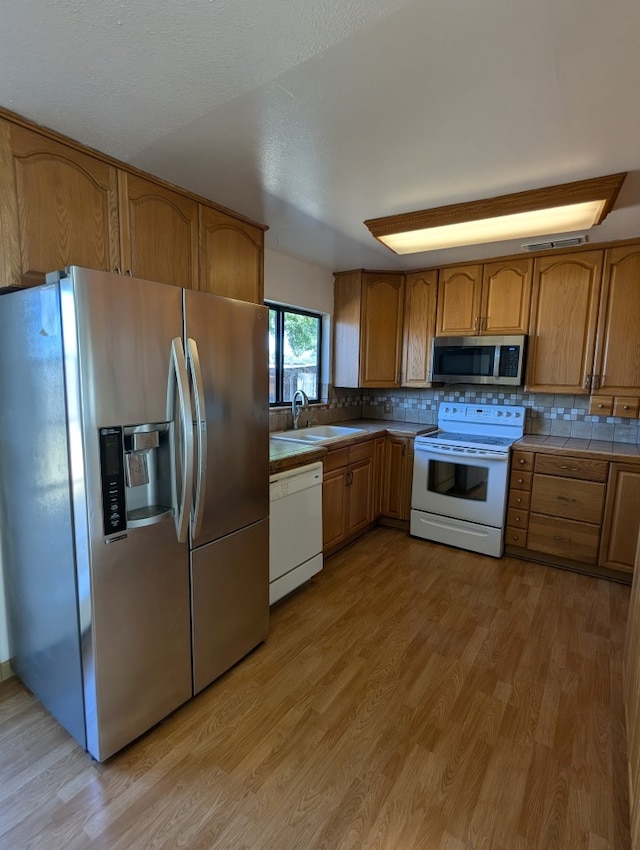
[525,250,603,394]
[118,171,198,289]
[592,243,640,397]
[360,272,404,387]
[402,270,437,387]
[481,258,532,335]
[436,264,482,335]
[199,205,264,303]
[0,120,119,287]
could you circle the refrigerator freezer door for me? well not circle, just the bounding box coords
[184,291,269,546]
[66,268,193,759]
[191,518,269,694]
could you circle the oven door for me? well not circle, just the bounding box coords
[412,444,510,528]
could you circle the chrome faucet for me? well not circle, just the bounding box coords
[291,389,309,429]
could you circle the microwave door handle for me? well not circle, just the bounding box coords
[186,337,207,538]
[167,337,194,543]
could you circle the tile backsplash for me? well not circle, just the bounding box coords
[363,387,640,443]
[269,384,640,442]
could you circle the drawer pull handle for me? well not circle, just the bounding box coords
[516,497,522,504]
[519,458,526,465]
[598,404,604,408]
[518,478,524,484]
[554,535,572,544]
[557,496,576,503]
[515,517,520,523]
[624,405,630,410]
[559,465,578,471]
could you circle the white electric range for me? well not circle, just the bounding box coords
[410,403,526,557]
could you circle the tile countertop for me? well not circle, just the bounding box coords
[269,419,437,475]
[515,434,640,464]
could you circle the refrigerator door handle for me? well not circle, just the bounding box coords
[187,337,207,538]
[167,337,194,543]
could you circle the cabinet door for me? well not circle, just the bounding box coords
[599,464,640,574]
[118,172,198,289]
[435,264,482,336]
[526,251,603,393]
[382,437,411,520]
[360,273,404,387]
[593,244,640,396]
[373,436,386,519]
[402,270,437,386]
[347,457,373,536]
[322,467,348,550]
[199,205,264,303]
[0,121,119,287]
[481,258,532,335]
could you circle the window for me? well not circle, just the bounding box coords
[267,303,322,405]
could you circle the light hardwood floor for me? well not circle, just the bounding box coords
[0,528,631,849]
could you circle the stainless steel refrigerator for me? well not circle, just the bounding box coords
[0,266,269,761]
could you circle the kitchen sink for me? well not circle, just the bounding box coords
[272,424,369,444]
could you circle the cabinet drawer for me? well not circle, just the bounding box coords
[507,508,529,530]
[614,397,640,418]
[505,526,528,548]
[534,454,608,482]
[510,470,532,491]
[323,447,349,473]
[589,395,614,416]
[527,513,600,564]
[508,489,531,511]
[531,475,605,524]
[349,439,374,463]
[512,451,534,472]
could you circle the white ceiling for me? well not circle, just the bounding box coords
[2,0,640,271]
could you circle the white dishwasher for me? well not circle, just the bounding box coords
[269,462,323,605]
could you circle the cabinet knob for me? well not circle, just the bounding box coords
[624,405,630,410]
[598,403,604,408]
[517,478,524,484]
[515,517,520,523]
[516,497,522,504]
[519,458,526,465]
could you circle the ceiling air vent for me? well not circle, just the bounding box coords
[521,235,588,252]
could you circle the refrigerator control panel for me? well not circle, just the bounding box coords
[99,427,126,536]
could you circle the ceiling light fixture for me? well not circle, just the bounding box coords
[364,173,627,255]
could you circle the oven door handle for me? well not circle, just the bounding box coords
[415,446,510,462]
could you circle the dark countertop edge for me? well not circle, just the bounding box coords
[514,435,640,463]
[269,419,436,475]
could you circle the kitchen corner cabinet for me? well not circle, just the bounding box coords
[118,172,199,289]
[199,205,264,303]
[333,270,404,388]
[381,436,413,523]
[525,250,603,394]
[435,258,532,337]
[600,464,640,574]
[402,270,438,387]
[323,441,374,555]
[0,119,120,287]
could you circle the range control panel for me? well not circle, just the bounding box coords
[99,427,126,535]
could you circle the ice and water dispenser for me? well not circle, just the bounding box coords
[99,423,174,536]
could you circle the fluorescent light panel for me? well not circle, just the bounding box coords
[364,174,626,255]
[379,200,606,254]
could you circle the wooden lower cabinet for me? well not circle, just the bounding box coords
[381,436,413,523]
[322,441,374,556]
[600,463,640,574]
[507,448,640,578]
[372,436,386,519]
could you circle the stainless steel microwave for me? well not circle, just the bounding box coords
[431,335,526,385]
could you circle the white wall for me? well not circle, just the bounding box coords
[264,249,334,315]
[0,541,9,666]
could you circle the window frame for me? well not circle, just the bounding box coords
[267,301,323,406]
